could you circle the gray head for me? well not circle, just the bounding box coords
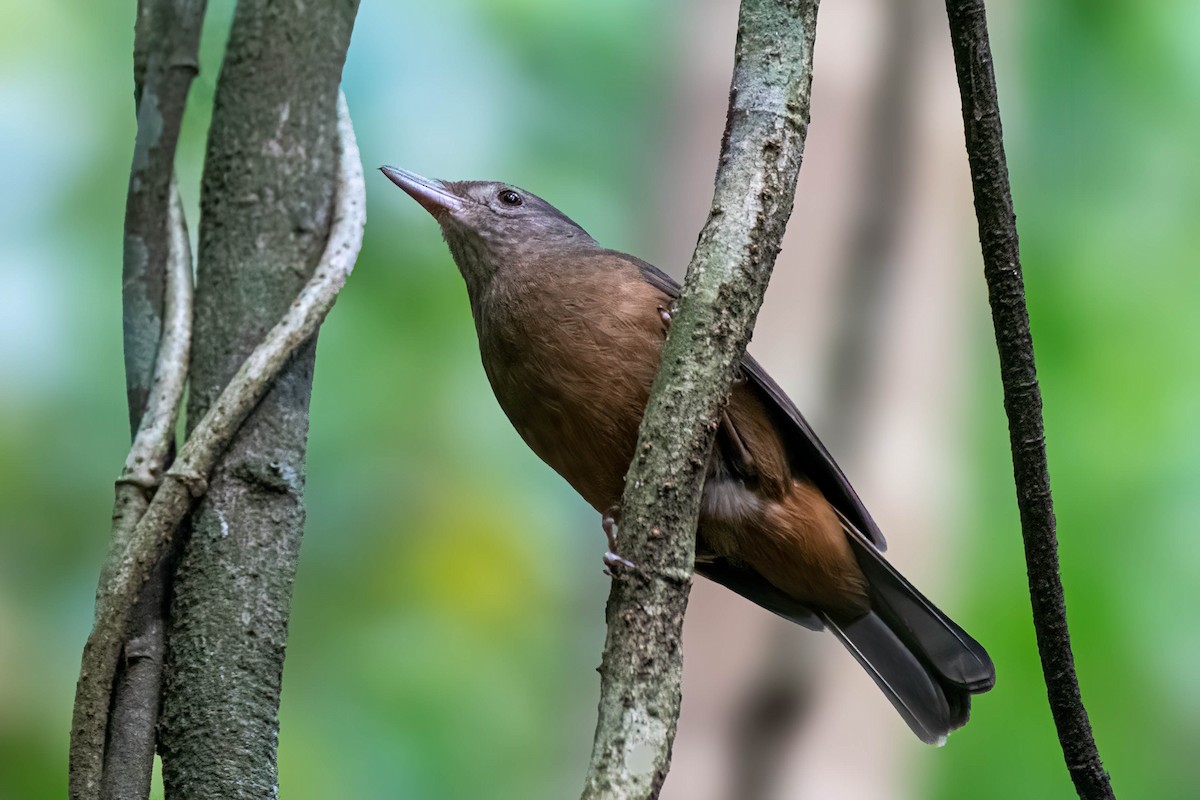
[381,166,597,295]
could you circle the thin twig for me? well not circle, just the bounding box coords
[123,0,206,433]
[97,183,193,800]
[123,184,194,492]
[943,3,1114,799]
[74,1,208,794]
[69,91,365,800]
[103,3,208,794]
[579,2,821,798]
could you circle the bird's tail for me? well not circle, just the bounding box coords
[697,520,995,744]
[824,516,995,743]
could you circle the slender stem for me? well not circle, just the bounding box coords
[579,1,821,797]
[123,0,206,433]
[72,0,207,793]
[943,2,1114,798]
[98,184,193,800]
[69,92,364,800]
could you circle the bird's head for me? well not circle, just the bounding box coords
[381,166,596,294]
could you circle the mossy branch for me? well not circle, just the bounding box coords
[71,1,207,795]
[69,92,364,800]
[578,1,822,797]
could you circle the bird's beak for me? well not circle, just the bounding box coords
[380,166,465,219]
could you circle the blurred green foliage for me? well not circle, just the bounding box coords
[0,1,1195,798]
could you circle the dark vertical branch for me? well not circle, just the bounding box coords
[124,0,206,432]
[113,3,208,795]
[106,10,208,796]
[73,95,363,800]
[100,184,195,800]
[69,3,206,799]
[579,1,821,797]
[943,3,1114,799]
[158,2,359,797]
[727,3,921,796]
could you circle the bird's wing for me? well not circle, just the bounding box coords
[615,252,887,550]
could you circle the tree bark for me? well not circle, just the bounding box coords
[109,3,208,795]
[123,0,205,433]
[101,188,194,800]
[579,1,821,797]
[70,3,205,797]
[943,2,1115,798]
[157,3,359,797]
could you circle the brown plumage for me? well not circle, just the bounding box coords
[381,167,995,743]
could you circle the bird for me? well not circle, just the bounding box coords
[380,166,995,744]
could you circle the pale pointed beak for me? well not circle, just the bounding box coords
[380,166,465,219]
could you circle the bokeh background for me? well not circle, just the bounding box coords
[2,0,1197,798]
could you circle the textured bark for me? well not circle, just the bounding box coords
[124,0,206,433]
[157,3,359,798]
[943,2,1115,799]
[72,96,361,799]
[70,2,206,796]
[579,1,821,798]
[102,188,194,800]
[107,11,208,798]
[71,185,193,800]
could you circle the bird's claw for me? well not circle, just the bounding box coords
[601,505,636,577]
[603,550,636,577]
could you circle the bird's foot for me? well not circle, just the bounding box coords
[602,506,635,577]
[656,305,672,337]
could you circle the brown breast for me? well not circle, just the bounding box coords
[475,251,671,512]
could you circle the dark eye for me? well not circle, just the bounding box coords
[498,190,523,206]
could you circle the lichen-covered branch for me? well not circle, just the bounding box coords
[943,2,1114,799]
[71,181,193,800]
[98,184,193,800]
[157,3,360,791]
[69,91,363,800]
[578,1,821,797]
[71,1,207,794]
[123,0,206,433]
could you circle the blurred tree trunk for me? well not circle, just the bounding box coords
[157,2,358,797]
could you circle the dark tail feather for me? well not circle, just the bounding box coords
[839,515,996,693]
[696,520,995,744]
[821,610,960,745]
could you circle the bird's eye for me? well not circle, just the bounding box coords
[498,190,523,207]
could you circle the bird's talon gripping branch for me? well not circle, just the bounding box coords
[602,506,635,576]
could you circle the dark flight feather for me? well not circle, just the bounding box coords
[611,250,886,548]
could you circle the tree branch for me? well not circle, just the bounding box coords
[98,183,193,800]
[157,0,360,783]
[69,0,207,794]
[69,91,364,800]
[124,0,206,433]
[579,1,821,797]
[943,3,1114,798]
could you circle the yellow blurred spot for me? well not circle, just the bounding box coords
[401,496,544,630]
